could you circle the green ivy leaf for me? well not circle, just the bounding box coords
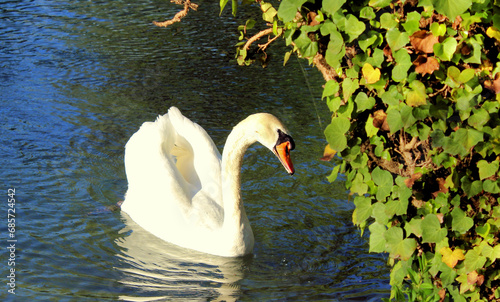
[369,222,387,253]
[464,246,487,273]
[405,217,423,238]
[402,11,421,35]
[386,107,404,134]
[434,37,458,61]
[476,223,491,239]
[325,30,345,69]
[360,6,376,20]
[324,116,350,152]
[294,31,318,57]
[353,196,373,224]
[358,31,381,52]
[372,201,389,224]
[351,172,368,195]
[322,80,340,98]
[468,108,489,130]
[477,160,499,180]
[322,0,347,16]
[342,78,359,102]
[380,13,398,30]
[422,214,447,243]
[430,22,447,36]
[451,207,474,234]
[365,115,379,138]
[392,48,412,82]
[355,92,375,112]
[386,28,410,51]
[344,14,366,42]
[386,197,409,217]
[368,0,392,8]
[461,176,483,198]
[483,180,500,194]
[277,0,307,23]
[430,0,472,21]
[372,167,393,201]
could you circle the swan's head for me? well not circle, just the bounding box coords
[245,113,295,175]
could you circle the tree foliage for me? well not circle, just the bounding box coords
[219,0,500,300]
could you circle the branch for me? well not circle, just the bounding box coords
[153,0,199,28]
[243,28,275,51]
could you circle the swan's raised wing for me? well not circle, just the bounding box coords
[167,107,222,205]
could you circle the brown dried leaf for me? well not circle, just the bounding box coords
[307,11,320,26]
[412,197,425,209]
[373,110,390,132]
[405,172,422,188]
[468,271,479,285]
[432,178,449,198]
[484,73,500,94]
[413,55,440,75]
[410,30,439,53]
[383,44,393,62]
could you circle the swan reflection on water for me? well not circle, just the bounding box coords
[115,212,251,302]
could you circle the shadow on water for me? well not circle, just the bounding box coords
[0,0,391,301]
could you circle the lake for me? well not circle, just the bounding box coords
[0,0,390,301]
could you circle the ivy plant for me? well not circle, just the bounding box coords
[221,0,500,300]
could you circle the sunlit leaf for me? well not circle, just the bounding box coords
[262,4,277,23]
[321,144,337,161]
[476,223,491,238]
[406,80,427,107]
[430,22,447,36]
[486,26,500,42]
[477,160,499,180]
[362,63,381,84]
[440,247,465,268]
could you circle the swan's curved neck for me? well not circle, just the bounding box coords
[221,123,255,230]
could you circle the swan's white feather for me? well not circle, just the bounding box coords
[121,107,292,256]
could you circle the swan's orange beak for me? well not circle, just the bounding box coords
[274,141,294,175]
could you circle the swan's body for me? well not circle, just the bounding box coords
[122,107,294,257]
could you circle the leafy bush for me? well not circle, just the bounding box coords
[222,0,500,300]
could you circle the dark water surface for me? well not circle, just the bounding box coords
[0,0,390,301]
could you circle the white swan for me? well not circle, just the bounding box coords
[121,107,295,257]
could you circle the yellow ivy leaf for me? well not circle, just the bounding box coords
[320,144,337,161]
[486,26,500,42]
[362,63,381,84]
[440,246,465,268]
